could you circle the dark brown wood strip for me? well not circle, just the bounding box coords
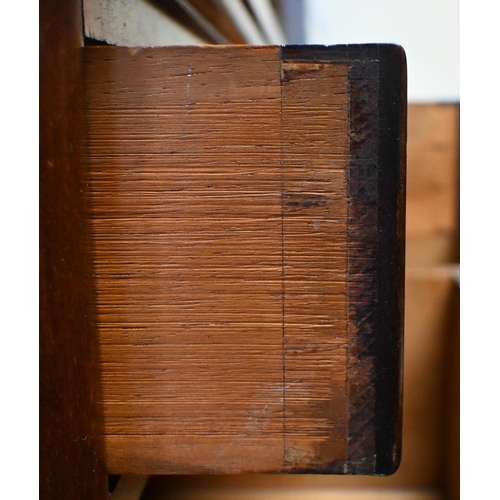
[40,0,107,498]
[373,45,407,474]
[346,60,380,474]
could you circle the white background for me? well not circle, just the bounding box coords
[305,0,459,102]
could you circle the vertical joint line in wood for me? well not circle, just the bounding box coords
[279,51,287,464]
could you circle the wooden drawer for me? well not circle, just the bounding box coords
[84,44,406,475]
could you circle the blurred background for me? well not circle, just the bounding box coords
[84,1,459,499]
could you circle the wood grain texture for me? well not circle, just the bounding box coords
[281,61,349,472]
[84,44,406,475]
[86,46,285,474]
[40,0,107,498]
[282,45,406,474]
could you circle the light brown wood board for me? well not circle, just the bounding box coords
[84,45,406,475]
[406,104,459,266]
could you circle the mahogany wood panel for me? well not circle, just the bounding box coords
[84,44,406,475]
[40,0,107,498]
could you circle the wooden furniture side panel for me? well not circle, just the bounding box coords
[86,46,285,474]
[85,44,406,476]
[40,0,107,498]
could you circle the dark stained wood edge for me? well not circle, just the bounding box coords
[40,0,108,498]
[281,44,407,475]
[345,58,379,475]
[373,44,407,475]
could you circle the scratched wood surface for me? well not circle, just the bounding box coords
[84,45,406,475]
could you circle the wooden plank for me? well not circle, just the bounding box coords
[281,60,350,471]
[84,44,406,475]
[444,279,459,500]
[86,46,284,474]
[40,0,107,498]
[406,104,459,266]
[397,269,457,487]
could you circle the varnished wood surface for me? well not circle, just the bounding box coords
[85,44,406,475]
[40,0,107,498]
